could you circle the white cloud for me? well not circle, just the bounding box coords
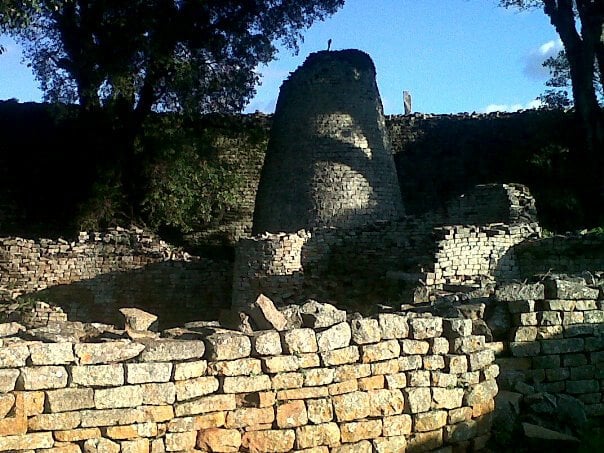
[524,39,563,80]
[482,98,543,113]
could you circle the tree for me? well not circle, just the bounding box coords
[539,49,603,109]
[501,0,604,225]
[2,0,344,222]
[3,0,344,117]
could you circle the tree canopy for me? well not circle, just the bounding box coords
[2,0,344,117]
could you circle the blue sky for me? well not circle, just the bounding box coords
[0,0,562,114]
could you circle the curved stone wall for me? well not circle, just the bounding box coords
[252,50,404,235]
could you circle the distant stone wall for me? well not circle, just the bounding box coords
[512,233,604,279]
[494,279,604,417]
[0,228,232,327]
[0,310,497,452]
[232,216,540,309]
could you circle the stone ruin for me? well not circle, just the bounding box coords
[0,49,603,452]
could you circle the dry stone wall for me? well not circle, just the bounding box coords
[252,50,404,235]
[0,228,232,327]
[494,279,604,417]
[0,307,497,452]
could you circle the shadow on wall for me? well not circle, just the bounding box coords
[495,233,604,282]
[17,260,233,329]
[389,111,584,231]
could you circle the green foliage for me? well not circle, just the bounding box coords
[142,145,242,233]
[5,0,345,117]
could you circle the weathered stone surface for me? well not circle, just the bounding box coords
[225,406,274,428]
[444,419,478,443]
[541,338,584,354]
[329,378,355,395]
[332,391,370,421]
[442,318,472,338]
[373,436,406,453]
[333,440,372,453]
[29,342,74,365]
[307,398,333,424]
[165,431,197,451]
[175,394,236,417]
[295,422,341,449]
[398,355,422,371]
[75,342,144,365]
[383,414,412,436]
[368,389,404,416]
[276,400,307,428]
[242,430,295,453]
[510,341,541,357]
[0,393,14,418]
[423,355,445,371]
[0,368,20,392]
[121,438,150,453]
[72,364,125,387]
[262,355,299,373]
[0,431,53,450]
[378,313,408,340]
[400,339,430,355]
[468,349,495,371]
[414,410,447,432]
[407,370,430,387]
[464,379,498,407]
[339,419,382,443]
[303,368,335,387]
[119,308,158,331]
[283,328,318,354]
[207,358,261,377]
[175,376,219,401]
[126,362,172,384]
[431,371,457,388]
[84,437,121,452]
[372,358,400,376]
[360,339,400,363]
[409,317,443,339]
[173,360,207,380]
[247,294,288,331]
[448,406,473,424]
[18,365,68,390]
[316,322,351,352]
[432,387,463,410]
[54,427,102,442]
[28,411,81,430]
[141,339,205,362]
[222,375,271,393]
[271,372,304,390]
[333,363,370,382]
[0,344,29,367]
[351,318,381,344]
[358,375,385,391]
[321,346,360,366]
[141,382,176,405]
[167,412,226,432]
[513,326,538,342]
[277,386,329,401]
[46,387,95,412]
[385,372,407,389]
[300,301,346,329]
[0,322,25,337]
[252,330,282,356]
[451,335,485,354]
[95,385,143,409]
[205,333,251,361]
[429,337,449,355]
[403,387,431,413]
[406,429,443,452]
[544,279,599,300]
[496,282,544,301]
[522,422,580,442]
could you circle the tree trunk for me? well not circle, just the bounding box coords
[544,0,604,225]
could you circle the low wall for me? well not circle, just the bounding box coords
[431,223,541,287]
[0,311,497,452]
[495,279,604,417]
[0,228,232,327]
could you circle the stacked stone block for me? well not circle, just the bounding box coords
[430,223,540,287]
[252,49,404,235]
[495,279,604,416]
[0,310,496,452]
[0,228,232,326]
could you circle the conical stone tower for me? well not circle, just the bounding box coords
[252,49,404,235]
